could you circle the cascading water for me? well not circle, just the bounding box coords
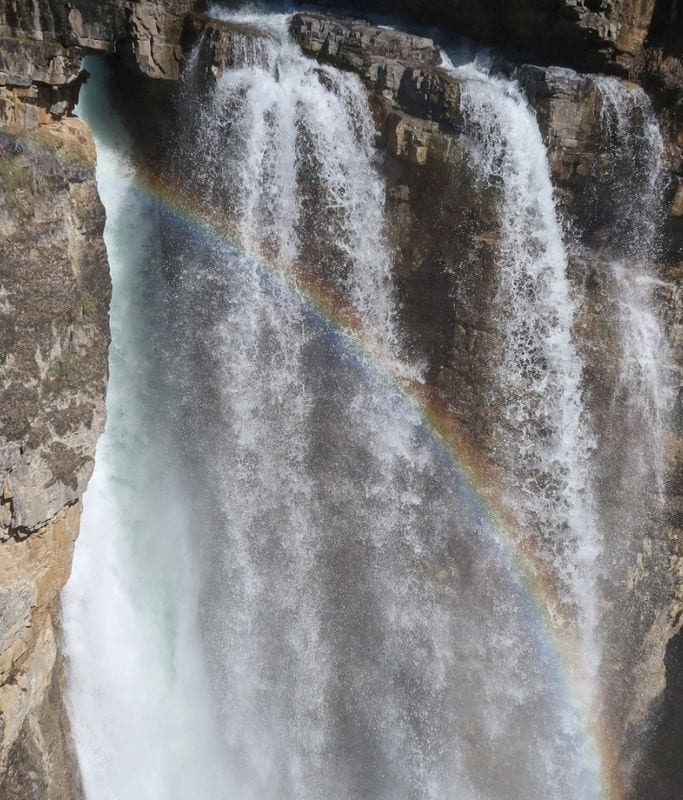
[61,59,231,800]
[62,10,675,800]
[592,78,674,498]
[576,77,677,760]
[446,58,601,699]
[183,12,402,364]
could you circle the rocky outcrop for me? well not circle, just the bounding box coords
[295,0,660,73]
[0,114,110,795]
[0,0,200,128]
[292,13,461,148]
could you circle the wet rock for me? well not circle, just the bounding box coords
[290,12,440,69]
[518,64,602,192]
[292,12,462,132]
[182,14,277,82]
[385,111,444,164]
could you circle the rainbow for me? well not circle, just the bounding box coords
[13,116,621,798]
[131,168,621,800]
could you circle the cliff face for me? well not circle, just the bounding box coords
[296,0,665,73]
[0,0,682,797]
[0,118,108,797]
[0,1,196,795]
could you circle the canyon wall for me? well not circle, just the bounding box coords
[0,1,195,794]
[0,0,681,797]
[301,0,669,73]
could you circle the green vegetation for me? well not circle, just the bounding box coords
[81,291,98,316]
[42,357,81,395]
[0,156,31,195]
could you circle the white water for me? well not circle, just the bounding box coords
[445,57,601,700]
[61,13,677,800]
[191,11,403,369]
[594,78,675,497]
[62,59,231,800]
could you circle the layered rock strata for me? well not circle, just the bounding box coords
[294,0,663,73]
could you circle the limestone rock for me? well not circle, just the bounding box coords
[517,64,603,193]
[290,12,439,69]
[0,504,82,687]
[291,13,462,131]
[0,101,107,795]
[0,120,110,535]
[289,12,462,166]
[293,0,659,73]
[0,642,84,800]
[0,73,109,796]
[0,616,56,771]
[0,0,198,105]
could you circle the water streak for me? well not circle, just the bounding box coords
[448,57,601,701]
[594,78,675,497]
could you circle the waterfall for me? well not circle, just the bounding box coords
[61,58,231,800]
[185,11,403,367]
[60,12,662,800]
[593,78,675,498]
[443,57,601,700]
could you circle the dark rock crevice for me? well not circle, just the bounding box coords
[631,625,683,799]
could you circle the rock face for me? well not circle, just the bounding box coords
[0,117,109,797]
[0,0,198,130]
[291,13,461,143]
[0,0,198,794]
[294,0,660,73]
[0,0,681,797]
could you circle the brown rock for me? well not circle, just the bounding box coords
[292,0,659,73]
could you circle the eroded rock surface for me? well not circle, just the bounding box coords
[294,0,661,73]
[0,116,109,795]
